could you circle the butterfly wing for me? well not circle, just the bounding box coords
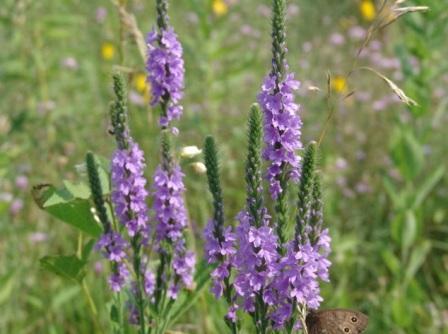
[306,309,368,334]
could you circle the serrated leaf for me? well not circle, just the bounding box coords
[40,255,87,283]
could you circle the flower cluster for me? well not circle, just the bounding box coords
[171,244,196,298]
[152,164,195,298]
[258,73,303,199]
[95,232,130,292]
[146,28,185,128]
[152,165,188,243]
[271,230,331,328]
[204,220,236,298]
[233,209,279,312]
[111,140,149,238]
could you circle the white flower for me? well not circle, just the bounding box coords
[190,162,207,174]
[180,146,202,159]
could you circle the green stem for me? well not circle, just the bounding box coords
[223,275,238,334]
[131,237,146,334]
[82,279,99,317]
[275,171,288,254]
[76,233,103,333]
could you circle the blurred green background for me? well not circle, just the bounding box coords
[1,0,447,333]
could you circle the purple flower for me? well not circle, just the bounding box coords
[258,73,303,199]
[233,210,279,312]
[167,282,180,300]
[28,232,48,244]
[111,140,149,238]
[152,163,195,298]
[146,28,185,128]
[204,222,236,263]
[226,303,239,323]
[95,7,107,24]
[96,232,129,262]
[152,164,188,243]
[329,32,345,46]
[271,230,331,328]
[109,263,130,292]
[144,270,156,296]
[204,220,236,298]
[10,198,24,215]
[15,175,29,190]
[173,244,196,289]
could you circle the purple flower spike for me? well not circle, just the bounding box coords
[173,245,196,289]
[152,164,188,243]
[144,270,156,296]
[96,232,129,263]
[146,28,185,128]
[109,263,130,292]
[204,221,236,298]
[271,230,331,327]
[258,73,303,199]
[111,140,149,238]
[152,163,195,299]
[233,210,279,312]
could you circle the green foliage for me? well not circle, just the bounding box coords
[86,152,111,232]
[271,0,287,77]
[245,104,264,228]
[111,73,130,149]
[1,0,447,333]
[40,255,87,284]
[204,135,225,228]
[295,142,316,240]
[34,183,102,237]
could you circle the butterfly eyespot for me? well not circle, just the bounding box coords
[344,328,350,333]
[351,316,357,322]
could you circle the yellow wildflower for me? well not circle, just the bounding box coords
[332,75,347,93]
[212,0,228,17]
[101,42,115,60]
[360,0,376,22]
[133,73,148,93]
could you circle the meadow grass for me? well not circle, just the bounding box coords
[1,0,447,333]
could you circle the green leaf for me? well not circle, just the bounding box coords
[381,250,400,276]
[0,272,15,305]
[401,210,417,255]
[390,130,424,180]
[390,214,404,244]
[50,285,81,310]
[40,254,87,283]
[382,177,402,208]
[43,196,102,237]
[412,166,445,209]
[404,241,431,284]
[82,239,97,262]
[63,180,91,199]
[110,304,120,324]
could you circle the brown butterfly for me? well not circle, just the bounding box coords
[306,309,368,334]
